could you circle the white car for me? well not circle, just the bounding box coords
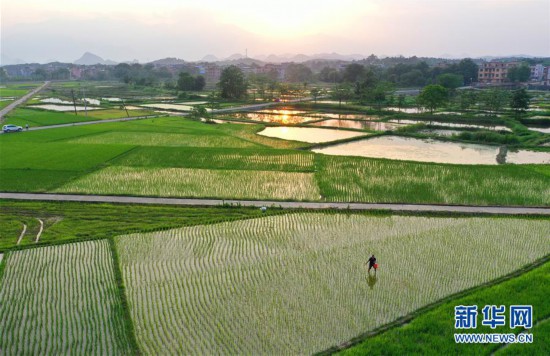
[2,124,23,133]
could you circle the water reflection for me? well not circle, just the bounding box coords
[314,136,500,164]
[40,98,73,104]
[313,136,550,165]
[230,112,320,124]
[526,126,550,134]
[29,104,100,112]
[388,119,511,132]
[386,107,423,114]
[257,127,367,143]
[311,113,380,120]
[506,150,550,164]
[310,119,403,131]
[419,129,462,137]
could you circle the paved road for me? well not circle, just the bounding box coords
[0,81,51,121]
[1,193,549,215]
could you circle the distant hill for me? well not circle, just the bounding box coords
[252,52,365,63]
[225,53,245,61]
[201,54,219,62]
[74,52,117,65]
[148,57,186,66]
[1,54,26,66]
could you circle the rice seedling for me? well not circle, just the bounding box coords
[316,155,550,206]
[67,131,260,148]
[55,166,321,200]
[112,146,315,172]
[339,260,550,355]
[115,213,550,354]
[0,240,132,354]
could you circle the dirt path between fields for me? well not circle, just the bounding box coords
[1,193,549,216]
[16,223,27,245]
[35,219,44,243]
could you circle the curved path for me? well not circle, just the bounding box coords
[1,193,549,215]
[0,81,51,121]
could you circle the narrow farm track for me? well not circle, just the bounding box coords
[0,97,316,133]
[0,81,50,121]
[1,192,549,215]
[35,219,44,243]
[16,224,27,245]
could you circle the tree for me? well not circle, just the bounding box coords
[417,84,448,113]
[507,65,530,83]
[194,75,206,91]
[457,58,478,85]
[342,63,365,83]
[397,94,406,111]
[177,72,196,91]
[284,63,313,83]
[218,65,248,99]
[206,91,221,119]
[188,106,208,121]
[510,88,530,115]
[457,90,478,111]
[480,89,510,115]
[436,73,464,90]
[310,87,322,103]
[372,81,395,109]
[319,66,340,83]
[330,83,353,108]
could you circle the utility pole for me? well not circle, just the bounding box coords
[70,90,77,116]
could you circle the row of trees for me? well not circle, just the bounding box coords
[319,59,479,88]
[417,85,531,115]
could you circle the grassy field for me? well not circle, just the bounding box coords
[339,259,550,355]
[112,146,315,171]
[0,240,133,354]
[0,200,281,252]
[0,115,548,206]
[55,166,321,200]
[316,155,550,206]
[3,107,156,127]
[0,83,40,98]
[115,213,550,354]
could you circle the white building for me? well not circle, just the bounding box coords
[530,64,545,81]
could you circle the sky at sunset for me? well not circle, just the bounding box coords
[1,0,549,63]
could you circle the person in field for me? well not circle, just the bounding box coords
[367,254,377,273]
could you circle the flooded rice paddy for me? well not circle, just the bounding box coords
[309,119,403,131]
[313,136,550,165]
[228,112,320,124]
[526,126,550,134]
[29,104,100,112]
[388,119,512,132]
[141,103,196,111]
[39,98,73,104]
[258,127,367,143]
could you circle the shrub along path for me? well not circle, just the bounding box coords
[1,192,549,215]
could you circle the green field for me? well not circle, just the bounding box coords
[316,155,550,206]
[3,108,156,127]
[1,201,548,354]
[55,166,320,200]
[115,213,550,354]
[0,83,40,98]
[340,259,550,355]
[112,146,315,171]
[0,200,280,252]
[0,115,548,206]
[0,240,133,354]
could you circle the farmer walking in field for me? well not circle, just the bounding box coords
[367,254,378,273]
